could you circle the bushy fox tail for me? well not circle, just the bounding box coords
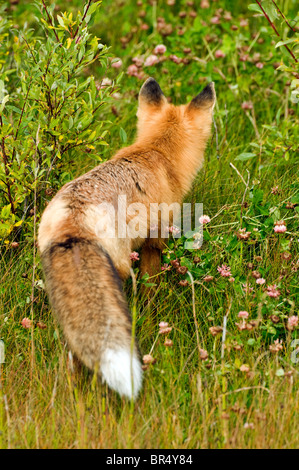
[41,236,142,399]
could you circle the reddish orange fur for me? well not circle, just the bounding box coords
[38,78,216,398]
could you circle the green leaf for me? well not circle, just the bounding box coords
[235,152,256,161]
[0,94,10,112]
[248,4,262,13]
[6,105,22,114]
[275,368,284,377]
[57,15,66,29]
[261,0,279,22]
[275,38,298,48]
[247,338,256,346]
[119,127,127,143]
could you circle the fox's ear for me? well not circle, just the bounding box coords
[138,77,167,108]
[187,82,216,112]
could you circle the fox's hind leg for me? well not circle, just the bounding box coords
[140,240,163,302]
[140,241,161,280]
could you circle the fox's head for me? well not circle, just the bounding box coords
[136,78,216,184]
[137,77,216,142]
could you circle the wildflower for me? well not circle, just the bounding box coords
[209,326,222,336]
[217,264,232,277]
[140,23,149,30]
[160,326,172,335]
[267,285,280,298]
[193,232,202,240]
[271,186,280,194]
[256,278,266,285]
[269,339,283,353]
[256,62,264,69]
[274,224,286,233]
[215,50,225,59]
[11,241,19,248]
[291,260,299,272]
[144,54,159,67]
[130,251,140,261]
[241,101,253,110]
[199,348,208,360]
[239,54,249,62]
[193,240,202,249]
[161,263,170,271]
[242,282,254,294]
[132,56,144,67]
[228,277,235,283]
[164,338,173,347]
[21,318,32,329]
[167,225,180,235]
[281,252,292,263]
[240,364,250,372]
[252,270,261,279]
[143,354,155,364]
[255,256,263,262]
[221,11,231,21]
[238,311,249,319]
[177,266,188,275]
[231,403,241,412]
[127,64,139,77]
[240,19,249,27]
[236,228,251,240]
[170,259,180,268]
[235,321,247,331]
[211,16,220,24]
[193,256,201,264]
[159,322,172,335]
[233,342,243,351]
[199,215,211,224]
[285,202,296,209]
[111,58,122,68]
[159,23,173,36]
[200,0,210,7]
[285,371,293,378]
[270,315,280,324]
[36,321,46,329]
[287,316,298,331]
[179,279,189,287]
[244,422,254,430]
[154,44,166,54]
[203,275,214,282]
[169,54,181,64]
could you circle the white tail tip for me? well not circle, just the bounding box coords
[100,348,143,399]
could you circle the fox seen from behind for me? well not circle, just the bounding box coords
[38,78,216,399]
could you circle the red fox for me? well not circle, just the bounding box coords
[38,78,216,399]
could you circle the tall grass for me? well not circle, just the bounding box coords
[0,0,298,448]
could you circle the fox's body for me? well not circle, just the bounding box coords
[38,78,216,399]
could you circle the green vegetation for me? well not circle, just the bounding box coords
[0,0,298,448]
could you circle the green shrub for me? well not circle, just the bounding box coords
[0,0,114,240]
